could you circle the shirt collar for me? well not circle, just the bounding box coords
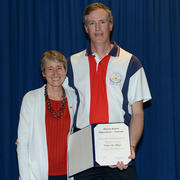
[85,42,120,57]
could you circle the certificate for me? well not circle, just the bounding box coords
[94,123,131,166]
[68,123,131,177]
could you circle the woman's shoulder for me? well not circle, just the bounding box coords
[23,85,45,100]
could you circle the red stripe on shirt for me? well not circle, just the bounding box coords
[88,54,111,124]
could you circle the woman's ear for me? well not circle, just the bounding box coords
[42,72,46,78]
[84,24,88,34]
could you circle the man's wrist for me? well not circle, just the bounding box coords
[130,145,136,151]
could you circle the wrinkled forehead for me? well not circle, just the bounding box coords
[86,9,108,21]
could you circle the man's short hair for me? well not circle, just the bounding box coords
[83,2,113,25]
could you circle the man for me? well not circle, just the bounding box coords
[68,2,151,180]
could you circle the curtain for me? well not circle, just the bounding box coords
[0,0,179,179]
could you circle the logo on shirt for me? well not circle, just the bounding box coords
[110,73,121,85]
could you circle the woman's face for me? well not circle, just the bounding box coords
[42,60,66,88]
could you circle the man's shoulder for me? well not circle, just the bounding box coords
[118,47,142,73]
[119,47,133,59]
[70,49,87,62]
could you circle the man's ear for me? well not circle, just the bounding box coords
[109,23,113,32]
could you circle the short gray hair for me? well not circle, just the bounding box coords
[40,50,67,73]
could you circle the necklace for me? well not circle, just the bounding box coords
[44,85,66,119]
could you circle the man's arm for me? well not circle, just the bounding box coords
[110,100,144,170]
[130,100,144,151]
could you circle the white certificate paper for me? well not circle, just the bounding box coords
[94,123,131,165]
[68,123,131,177]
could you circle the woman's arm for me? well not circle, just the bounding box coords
[17,94,32,179]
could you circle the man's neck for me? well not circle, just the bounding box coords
[91,41,113,60]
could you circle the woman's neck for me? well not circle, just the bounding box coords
[46,85,65,100]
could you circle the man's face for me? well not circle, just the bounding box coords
[84,9,113,45]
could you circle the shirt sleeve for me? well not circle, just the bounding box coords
[128,67,152,105]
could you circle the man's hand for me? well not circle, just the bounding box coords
[109,145,136,170]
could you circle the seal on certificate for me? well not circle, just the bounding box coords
[110,72,121,85]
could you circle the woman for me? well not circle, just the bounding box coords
[17,50,76,180]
